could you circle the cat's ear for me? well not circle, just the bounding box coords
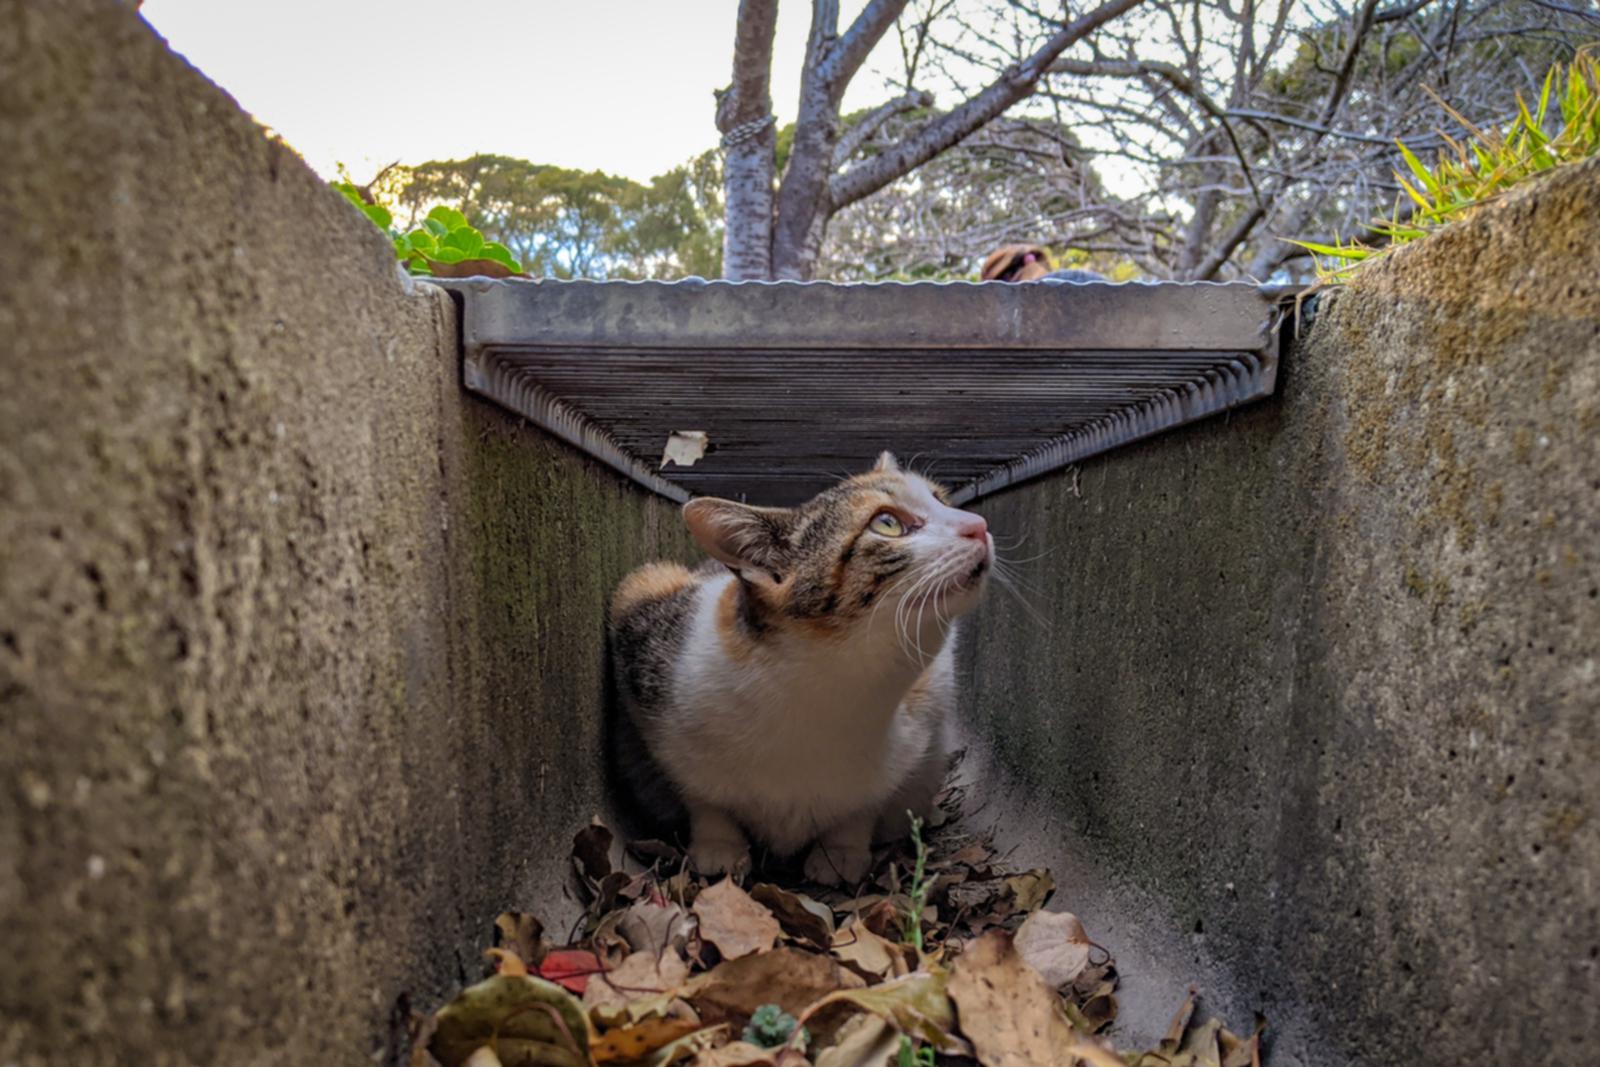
[683,498,794,580]
[873,451,900,473]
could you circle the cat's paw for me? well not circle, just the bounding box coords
[803,842,873,887]
[689,837,752,879]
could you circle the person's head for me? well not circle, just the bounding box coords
[980,244,1054,282]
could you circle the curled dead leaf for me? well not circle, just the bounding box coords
[486,947,531,977]
[590,1014,702,1064]
[812,1013,899,1067]
[429,974,594,1067]
[584,951,690,1015]
[1014,910,1092,989]
[829,921,909,981]
[620,899,698,958]
[946,930,1076,1067]
[495,912,548,968]
[693,878,781,961]
[1005,870,1055,913]
[683,946,863,1033]
[797,969,961,1053]
[750,883,835,950]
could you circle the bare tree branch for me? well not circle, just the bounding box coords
[828,0,1150,211]
[833,91,936,166]
[827,0,914,99]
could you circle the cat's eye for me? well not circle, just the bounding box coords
[869,511,906,537]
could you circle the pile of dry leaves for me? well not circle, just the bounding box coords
[408,793,1263,1067]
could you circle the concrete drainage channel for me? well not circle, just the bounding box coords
[4,7,1599,1066]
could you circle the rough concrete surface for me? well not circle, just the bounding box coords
[963,156,1600,1065]
[0,4,689,1064]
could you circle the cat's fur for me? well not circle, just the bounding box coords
[606,453,992,886]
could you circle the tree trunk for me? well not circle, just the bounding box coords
[718,0,780,281]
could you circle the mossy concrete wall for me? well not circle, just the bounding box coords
[964,156,1600,1065]
[0,4,689,1065]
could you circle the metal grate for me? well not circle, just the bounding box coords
[435,278,1283,506]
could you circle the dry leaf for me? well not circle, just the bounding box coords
[620,899,698,958]
[425,257,527,280]
[798,969,960,1053]
[693,878,781,960]
[1005,870,1055,913]
[486,947,530,977]
[590,1015,701,1064]
[429,974,593,1067]
[813,1013,899,1067]
[750,883,834,949]
[683,947,863,1031]
[1014,910,1092,988]
[829,922,907,980]
[647,1025,729,1067]
[538,949,605,995]
[495,912,547,968]
[947,930,1077,1067]
[574,822,616,885]
[661,431,709,469]
[584,950,690,1014]
[690,1041,779,1066]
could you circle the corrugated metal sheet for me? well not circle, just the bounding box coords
[434,278,1283,505]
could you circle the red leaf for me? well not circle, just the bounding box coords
[536,949,603,994]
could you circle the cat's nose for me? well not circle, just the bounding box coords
[956,514,989,541]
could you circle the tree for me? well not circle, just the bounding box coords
[714,0,1151,280]
[368,153,724,279]
[916,0,1596,280]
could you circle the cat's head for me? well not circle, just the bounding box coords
[682,452,992,642]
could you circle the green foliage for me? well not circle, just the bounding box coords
[364,152,722,280]
[334,181,523,277]
[741,1003,807,1049]
[1294,49,1600,281]
[897,1034,936,1067]
[901,813,931,954]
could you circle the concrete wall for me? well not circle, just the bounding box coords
[964,156,1600,1065]
[0,4,689,1065]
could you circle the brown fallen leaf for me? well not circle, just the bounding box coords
[495,912,548,969]
[683,947,863,1032]
[584,950,690,1015]
[429,974,593,1067]
[829,921,908,981]
[574,821,616,886]
[1014,910,1093,988]
[750,883,835,950]
[693,878,781,960]
[812,1013,900,1067]
[1005,870,1055,913]
[590,1015,702,1064]
[620,898,698,958]
[485,947,530,976]
[947,930,1076,1067]
[689,1041,780,1066]
[423,256,528,279]
[797,969,961,1053]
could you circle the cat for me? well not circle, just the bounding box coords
[606,452,992,886]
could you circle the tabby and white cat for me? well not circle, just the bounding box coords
[606,453,991,885]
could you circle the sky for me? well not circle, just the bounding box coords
[140,1,897,185]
